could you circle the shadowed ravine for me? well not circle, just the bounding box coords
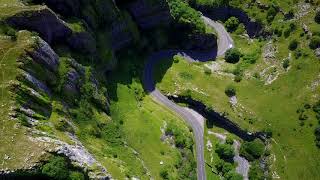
[143,16,234,180]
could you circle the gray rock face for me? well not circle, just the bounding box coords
[127,0,172,29]
[111,20,133,51]
[186,33,217,51]
[64,68,81,96]
[27,38,60,72]
[67,32,97,54]
[23,72,52,96]
[6,8,72,44]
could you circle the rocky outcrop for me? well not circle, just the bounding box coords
[22,72,52,96]
[111,20,133,51]
[167,95,266,141]
[127,0,172,29]
[6,8,72,44]
[186,33,217,51]
[33,0,81,17]
[63,69,81,96]
[198,6,262,37]
[27,38,60,72]
[67,32,97,54]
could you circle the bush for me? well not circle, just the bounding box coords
[225,171,243,180]
[288,39,298,50]
[315,11,320,24]
[215,160,233,175]
[282,59,290,69]
[160,169,169,179]
[69,171,85,180]
[225,17,239,32]
[240,139,265,161]
[309,36,320,49]
[215,143,235,161]
[225,48,241,63]
[267,6,278,22]
[225,85,236,97]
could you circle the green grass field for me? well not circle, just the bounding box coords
[0,31,46,171]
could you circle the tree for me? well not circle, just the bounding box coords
[315,11,320,24]
[240,139,265,161]
[225,171,243,180]
[41,156,69,180]
[288,39,298,50]
[215,143,235,161]
[225,85,236,97]
[309,36,320,49]
[267,6,277,22]
[225,17,239,32]
[225,48,241,63]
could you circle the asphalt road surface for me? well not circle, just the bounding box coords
[143,16,233,180]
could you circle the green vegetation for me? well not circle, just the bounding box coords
[41,156,85,180]
[288,39,298,51]
[225,17,239,32]
[225,48,241,63]
[309,36,320,49]
[240,139,265,161]
[215,143,235,161]
[168,0,206,34]
[225,85,236,97]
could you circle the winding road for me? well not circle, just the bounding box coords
[143,16,234,180]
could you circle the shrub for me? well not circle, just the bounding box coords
[204,67,212,75]
[69,171,85,180]
[225,17,239,32]
[225,85,236,97]
[288,39,298,50]
[215,143,235,161]
[225,171,243,180]
[309,36,320,49]
[234,75,242,82]
[267,6,278,22]
[315,11,320,24]
[160,168,169,179]
[282,59,290,69]
[41,156,69,180]
[240,139,265,161]
[225,48,241,63]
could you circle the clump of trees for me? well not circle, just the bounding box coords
[215,143,235,161]
[225,17,239,32]
[240,139,265,161]
[41,156,85,180]
[225,48,241,63]
[266,5,278,22]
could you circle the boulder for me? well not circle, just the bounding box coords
[63,68,81,96]
[27,38,60,73]
[315,48,320,59]
[6,8,72,44]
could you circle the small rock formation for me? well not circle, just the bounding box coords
[22,72,52,96]
[6,8,72,44]
[27,38,60,72]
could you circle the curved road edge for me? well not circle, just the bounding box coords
[142,16,233,180]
